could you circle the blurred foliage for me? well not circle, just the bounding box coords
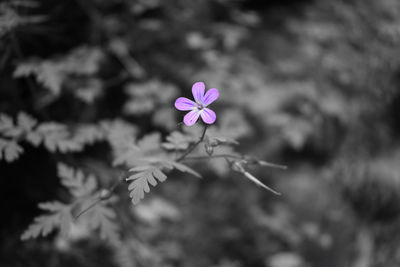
[1,0,400,266]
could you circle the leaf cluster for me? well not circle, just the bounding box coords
[21,163,119,244]
[114,132,201,204]
[0,112,140,162]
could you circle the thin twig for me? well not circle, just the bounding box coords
[182,154,242,161]
[74,198,102,220]
[182,154,287,170]
[107,174,127,193]
[256,160,287,170]
[176,124,208,162]
[73,172,126,219]
[75,125,209,218]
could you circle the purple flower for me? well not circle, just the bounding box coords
[175,82,219,126]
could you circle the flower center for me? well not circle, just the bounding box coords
[196,102,204,110]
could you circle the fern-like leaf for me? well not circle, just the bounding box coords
[162,131,196,150]
[87,203,119,244]
[142,157,202,178]
[0,138,24,162]
[0,113,17,136]
[13,47,103,96]
[57,163,97,198]
[136,132,162,154]
[0,112,38,161]
[17,112,38,132]
[33,123,82,152]
[127,166,167,204]
[72,124,105,145]
[112,132,162,167]
[14,60,63,94]
[22,164,119,242]
[168,161,202,178]
[21,201,72,240]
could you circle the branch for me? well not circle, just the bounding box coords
[182,154,241,161]
[182,154,287,170]
[176,124,208,162]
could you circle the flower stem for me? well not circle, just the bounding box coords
[176,124,208,162]
[182,154,242,161]
[183,154,287,170]
[81,125,208,217]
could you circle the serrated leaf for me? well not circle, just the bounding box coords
[38,201,66,212]
[13,47,103,96]
[0,113,25,138]
[0,114,14,132]
[14,61,63,94]
[208,136,240,146]
[129,165,153,172]
[1,127,24,138]
[142,157,202,178]
[72,124,105,145]
[36,122,67,136]
[87,203,119,244]
[57,163,98,198]
[127,166,167,205]
[0,138,24,162]
[35,123,82,152]
[162,131,196,150]
[112,133,162,167]
[17,112,37,132]
[101,119,137,146]
[168,161,202,178]
[123,80,177,115]
[19,120,102,151]
[21,202,72,240]
[25,131,42,146]
[75,79,102,104]
[137,132,162,153]
[112,143,142,167]
[13,61,36,77]
[0,111,37,140]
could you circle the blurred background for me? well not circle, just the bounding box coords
[1,0,400,266]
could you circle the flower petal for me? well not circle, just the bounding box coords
[192,82,205,102]
[200,108,216,124]
[183,110,200,126]
[202,88,219,106]
[175,97,196,111]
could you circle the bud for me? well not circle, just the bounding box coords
[100,189,111,200]
[231,160,245,173]
[243,156,258,165]
[205,143,214,156]
[209,139,220,147]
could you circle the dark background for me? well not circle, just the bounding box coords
[1,0,400,266]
